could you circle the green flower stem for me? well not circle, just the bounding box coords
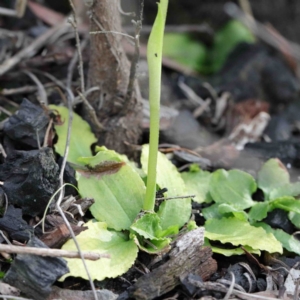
[144,0,169,211]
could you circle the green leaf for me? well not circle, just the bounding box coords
[141,145,191,230]
[144,0,169,211]
[270,196,300,213]
[249,197,300,222]
[257,158,289,200]
[132,235,171,254]
[204,20,255,74]
[256,222,300,255]
[209,169,256,210]
[60,220,138,281]
[248,202,270,222]
[163,33,207,72]
[77,147,145,231]
[217,204,248,221]
[130,212,174,240]
[203,202,248,221]
[289,212,300,228]
[202,203,223,220]
[204,238,261,256]
[50,105,97,164]
[187,220,198,231]
[205,217,282,254]
[181,169,212,203]
[130,212,172,253]
[270,182,300,200]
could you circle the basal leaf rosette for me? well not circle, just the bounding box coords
[130,212,177,253]
[141,145,191,231]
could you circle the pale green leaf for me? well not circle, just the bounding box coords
[77,148,145,231]
[257,159,289,200]
[181,169,212,203]
[256,222,300,255]
[141,145,191,230]
[50,105,97,164]
[205,217,282,253]
[60,220,138,281]
[209,169,256,210]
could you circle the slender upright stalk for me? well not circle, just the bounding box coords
[144,0,168,211]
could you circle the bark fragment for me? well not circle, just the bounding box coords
[130,227,218,300]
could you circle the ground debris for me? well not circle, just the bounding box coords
[39,214,87,248]
[3,98,49,149]
[48,286,118,300]
[3,236,69,300]
[0,205,33,242]
[0,147,59,216]
[0,281,20,297]
[128,227,217,300]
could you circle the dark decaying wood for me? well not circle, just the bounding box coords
[86,0,142,158]
[130,227,217,300]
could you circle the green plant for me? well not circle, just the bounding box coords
[144,0,168,211]
[52,0,192,281]
[182,159,300,256]
[162,20,255,74]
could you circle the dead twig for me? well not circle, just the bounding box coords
[156,195,195,202]
[0,296,30,300]
[123,24,213,35]
[0,0,27,18]
[55,88,98,300]
[32,70,66,91]
[73,86,100,105]
[22,70,48,105]
[0,20,69,76]
[225,3,300,62]
[223,272,236,300]
[78,91,104,132]
[0,106,12,117]
[68,0,85,93]
[0,244,109,261]
[124,0,144,111]
[238,0,254,20]
[89,29,134,40]
[67,37,88,91]
[43,118,53,148]
[0,82,62,96]
[118,0,135,17]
